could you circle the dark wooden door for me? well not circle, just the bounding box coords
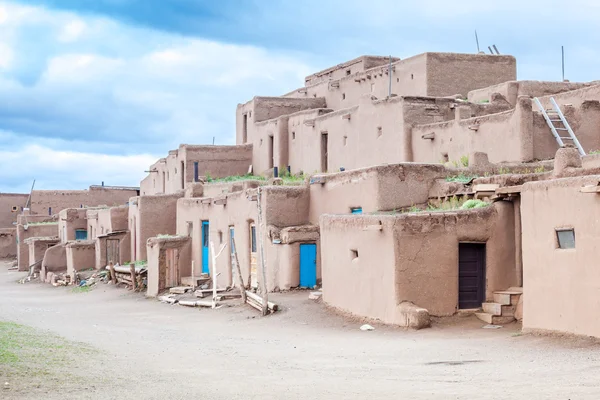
[458,243,486,309]
[107,239,120,265]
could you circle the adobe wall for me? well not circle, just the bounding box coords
[412,97,538,163]
[304,56,398,86]
[66,241,96,279]
[426,53,516,98]
[29,186,138,217]
[58,208,88,242]
[17,214,57,225]
[0,193,28,228]
[97,206,128,235]
[320,202,516,323]
[468,81,593,106]
[96,231,130,269]
[521,175,600,338]
[17,223,59,270]
[41,243,67,277]
[26,238,58,269]
[146,237,192,297]
[180,144,253,182]
[236,97,326,146]
[129,193,181,262]
[0,228,17,259]
[308,164,446,223]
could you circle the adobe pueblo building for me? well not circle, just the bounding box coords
[9,51,600,339]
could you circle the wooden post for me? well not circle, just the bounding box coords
[130,263,136,290]
[231,237,247,304]
[191,260,195,291]
[256,187,269,316]
[109,261,117,285]
[209,242,227,309]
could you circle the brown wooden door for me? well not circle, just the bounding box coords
[458,243,486,309]
[106,239,120,265]
[166,248,179,288]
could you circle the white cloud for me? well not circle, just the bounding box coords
[0,2,315,191]
[0,42,13,69]
[58,18,86,42]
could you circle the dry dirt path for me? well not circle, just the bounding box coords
[1,260,599,399]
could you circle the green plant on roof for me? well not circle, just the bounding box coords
[460,155,469,167]
[590,150,600,155]
[445,174,479,183]
[460,199,489,210]
[534,166,545,173]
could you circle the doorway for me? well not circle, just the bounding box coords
[106,239,120,265]
[249,223,258,289]
[229,226,236,286]
[458,243,486,309]
[268,135,274,169]
[165,248,179,288]
[299,243,317,288]
[201,221,209,274]
[320,132,328,172]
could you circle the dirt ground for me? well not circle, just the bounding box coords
[1,260,600,399]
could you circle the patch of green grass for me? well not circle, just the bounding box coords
[206,173,266,183]
[71,286,92,293]
[534,166,546,173]
[460,199,488,210]
[445,174,479,183]
[590,150,600,155]
[511,332,523,337]
[460,155,469,167]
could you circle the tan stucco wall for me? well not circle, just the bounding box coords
[41,243,67,275]
[468,80,593,106]
[521,175,600,338]
[321,203,517,323]
[29,186,137,217]
[58,208,88,242]
[128,193,181,262]
[66,242,96,279]
[17,223,59,270]
[0,193,28,228]
[0,228,17,259]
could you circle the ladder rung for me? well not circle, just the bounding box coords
[559,137,573,140]
[555,128,568,131]
[549,119,562,122]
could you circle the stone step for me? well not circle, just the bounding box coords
[181,275,210,287]
[482,302,516,316]
[475,312,516,325]
[493,291,522,306]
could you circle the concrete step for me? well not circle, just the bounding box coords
[475,312,516,325]
[493,291,522,306]
[482,302,516,316]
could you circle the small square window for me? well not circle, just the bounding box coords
[377,127,382,137]
[346,69,351,76]
[556,229,575,249]
[342,93,346,100]
[292,132,296,140]
[350,249,359,259]
[343,136,348,146]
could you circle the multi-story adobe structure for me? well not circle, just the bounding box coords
[21,50,600,339]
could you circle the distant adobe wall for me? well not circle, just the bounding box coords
[468,80,594,106]
[17,223,59,271]
[426,53,516,98]
[97,206,128,235]
[521,175,600,338]
[180,145,253,183]
[304,56,398,86]
[0,228,17,259]
[411,97,537,164]
[129,193,181,262]
[29,186,138,217]
[0,193,28,228]
[140,175,153,196]
[41,243,67,277]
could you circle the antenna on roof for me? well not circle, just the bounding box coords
[561,45,565,81]
[492,45,500,55]
[212,136,215,145]
[475,30,480,53]
[487,46,494,55]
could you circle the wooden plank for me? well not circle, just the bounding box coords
[495,185,524,195]
[580,185,600,193]
[245,290,278,312]
[170,286,192,294]
[179,300,213,307]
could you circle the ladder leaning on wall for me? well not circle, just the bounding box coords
[533,96,585,156]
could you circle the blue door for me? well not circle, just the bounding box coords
[202,221,209,274]
[299,243,317,288]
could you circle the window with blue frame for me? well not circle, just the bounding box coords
[75,229,88,240]
[350,207,363,214]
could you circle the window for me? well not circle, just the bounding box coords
[351,207,363,214]
[350,249,359,259]
[411,73,414,80]
[251,225,257,253]
[397,78,399,83]
[292,132,296,140]
[343,136,348,146]
[218,230,223,244]
[11,206,18,212]
[346,69,351,76]
[342,93,346,100]
[556,229,575,249]
[186,221,193,237]
[202,223,209,247]
[377,127,382,138]
[48,207,52,216]
[75,229,88,240]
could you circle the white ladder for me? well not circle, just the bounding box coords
[533,97,585,156]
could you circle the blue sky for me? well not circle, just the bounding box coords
[1,0,599,192]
